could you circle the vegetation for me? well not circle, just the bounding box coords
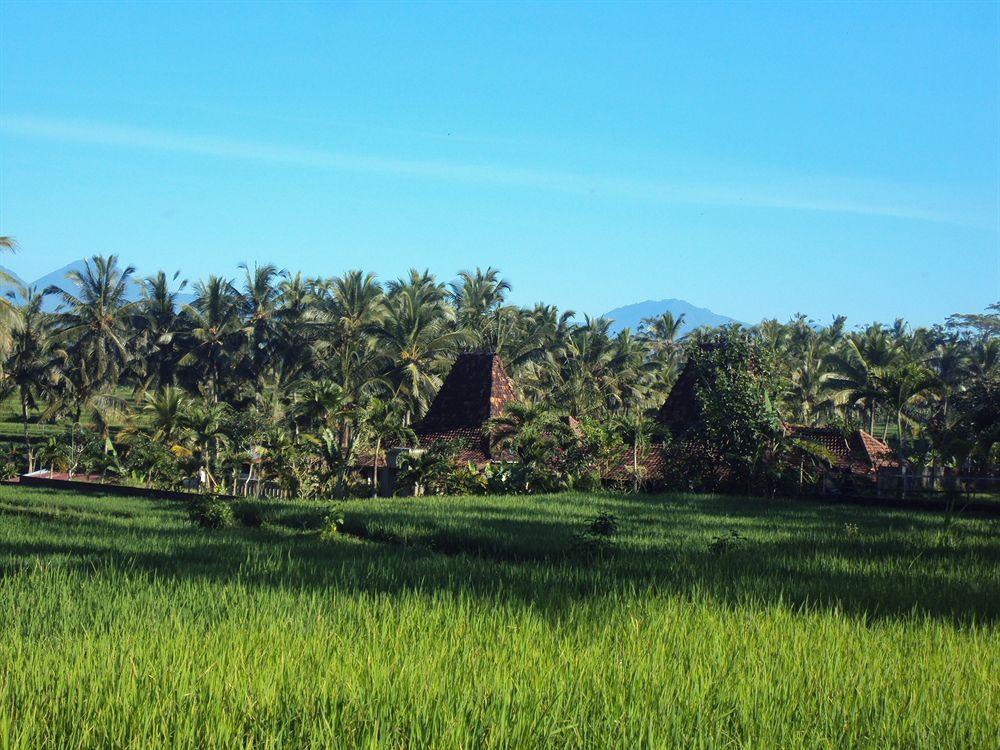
[0,252,995,494]
[0,486,996,747]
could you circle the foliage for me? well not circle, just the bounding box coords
[187,495,236,529]
[587,511,618,537]
[664,328,788,492]
[120,433,184,489]
[0,253,995,487]
[708,529,746,555]
[398,441,488,496]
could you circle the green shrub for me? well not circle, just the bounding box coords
[708,529,745,555]
[188,496,235,529]
[587,511,618,537]
[319,507,345,540]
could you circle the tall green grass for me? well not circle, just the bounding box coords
[0,487,997,748]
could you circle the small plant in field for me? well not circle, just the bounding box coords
[587,511,618,537]
[319,507,345,540]
[0,460,19,480]
[568,512,618,558]
[708,529,745,556]
[188,496,235,529]
[844,523,860,537]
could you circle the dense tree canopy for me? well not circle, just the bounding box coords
[1,253,996,495]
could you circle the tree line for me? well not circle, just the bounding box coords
[0,248,996,496]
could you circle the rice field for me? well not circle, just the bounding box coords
[0,487,997,748]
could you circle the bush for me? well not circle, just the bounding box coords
[399,442,487,496]
[188,496,236,529]
[708,529,745,556]
[0,459,20,480]
[587,511,618,537]
[319,507,345,540]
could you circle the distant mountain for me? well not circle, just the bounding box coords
[8,260,195,311]
[602,298,742,335]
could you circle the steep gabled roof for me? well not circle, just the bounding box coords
[413,352,517,462]
[655,356,701,429]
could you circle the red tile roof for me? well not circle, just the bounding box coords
[787,425,899,475]
[413,352,517,464]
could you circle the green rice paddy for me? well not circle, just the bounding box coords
[0,487,997,748]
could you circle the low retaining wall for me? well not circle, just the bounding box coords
[17,473,226,501]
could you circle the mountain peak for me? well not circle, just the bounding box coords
[601,298,741,335]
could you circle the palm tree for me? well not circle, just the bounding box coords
[926,340,969,422]
[134,270,187,391]
[320,270,385,402]
[360,397,415,496]
[448,267,511,348]
[605,328,656,415]
[181,276,241,402]
[290,379,350,431]
[639,311,686,354]
[6,289,61,471]
[45,255,137,421]
[489,400,557,450]
[877,363,937,496]
[824,326,899,432]
[275,272,318,384]
[539,316,619,418]
[0,235,21,365]
[498,304,576,375]
[613,411,654,493]
[182,400,231,490]
[142,386,189,443]
[238,263,282,380]
[784,338,834,425]
[377,274,468,421]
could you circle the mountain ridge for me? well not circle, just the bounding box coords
[601,298,742,335]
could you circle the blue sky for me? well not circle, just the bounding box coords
[1,1,997,326]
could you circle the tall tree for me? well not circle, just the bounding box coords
[360,397,415,496]
[238,263,282,381]
[448,266,511,349]
[45,255,137,421]
[134,271,187,391]
[6,289,62,471]
[182,276,241,402]
[378,272,467,421]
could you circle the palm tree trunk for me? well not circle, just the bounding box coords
[897,410,907,500]
[20,389,32,474]
[632,436,639,494]
[372,436,381,497]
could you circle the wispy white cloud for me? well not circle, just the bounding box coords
[1,114,990,228]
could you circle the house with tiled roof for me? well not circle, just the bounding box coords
[603,352,899,489]
[412,351,518,464]
[785,425,898,478]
